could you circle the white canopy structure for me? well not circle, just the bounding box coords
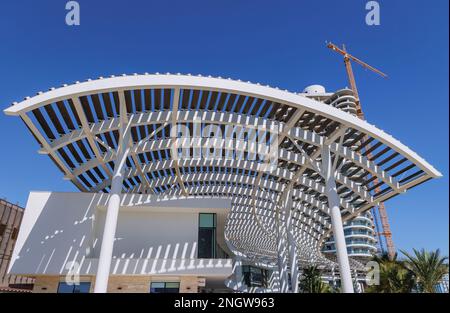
[4,73,441,293]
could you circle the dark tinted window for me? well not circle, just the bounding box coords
[57,282,91,293]
[150,282,179,293]
[198,213,216,258]
[242,265,269,288]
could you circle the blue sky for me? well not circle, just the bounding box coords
[0,0,448,256]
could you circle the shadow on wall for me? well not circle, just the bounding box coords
[9,192,232,277]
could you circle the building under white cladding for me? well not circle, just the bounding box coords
[4,74,441,293]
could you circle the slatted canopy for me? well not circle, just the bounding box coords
[4,73,441,268]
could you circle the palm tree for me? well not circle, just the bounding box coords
[401,248,448,293]
[299,265,332,293]
[366,253,415,293]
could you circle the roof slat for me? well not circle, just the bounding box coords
[102,93,114,118]
[32,108,56,140]
[56,101,76,130]
[79,96,95,123]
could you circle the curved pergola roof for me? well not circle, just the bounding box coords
[4,73,441,267]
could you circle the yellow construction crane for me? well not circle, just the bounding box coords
[326,42,396,260]
[326,42,387,118]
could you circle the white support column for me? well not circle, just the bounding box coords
[321,144,354,293]
[94,111,131,293]
[276,208,290,293]
[353,269,362,293]
[234,256,244,291]
[283,188,299,293]
[331,266,337,289]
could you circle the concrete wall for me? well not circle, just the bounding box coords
[94,210,199,260]
[9,192,232,278]
[32,275,200,293]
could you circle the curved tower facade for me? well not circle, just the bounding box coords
[302,87,378,260]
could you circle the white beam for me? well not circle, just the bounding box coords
[170,88,188,196]
[72,97,113,178]
[20,113,87,191]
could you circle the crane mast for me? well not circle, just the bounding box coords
[326,42,395,260]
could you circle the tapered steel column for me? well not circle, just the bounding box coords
[283,188,299,293]
[276,208,289,293]
[321,145,354,293]
[94,118,131,293]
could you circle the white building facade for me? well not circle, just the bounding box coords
[10,192,233,292]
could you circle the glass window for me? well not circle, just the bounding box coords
[150,282,180,293]
[198,228,215,258]
[199,213,216,228]
[198,213,216,258]
[242,265,269,288]
[165,282,180,289]
[151,282,165,289]
[57,282,91,293]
